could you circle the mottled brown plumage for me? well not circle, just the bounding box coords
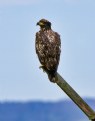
[35,19,61,82]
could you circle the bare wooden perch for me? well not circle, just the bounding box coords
[56,73,95,121]
[40,67,95,121]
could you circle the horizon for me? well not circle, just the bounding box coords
[0,97,95,103]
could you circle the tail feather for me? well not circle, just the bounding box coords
[40,65,58,83]
[48,72,58,83]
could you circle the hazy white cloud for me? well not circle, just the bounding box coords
[64,0,79,4]
[0,0,79,6]
[0,0,42,5]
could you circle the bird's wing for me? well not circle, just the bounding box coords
[35,30,61,71]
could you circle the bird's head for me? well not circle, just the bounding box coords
[37,19,51,30]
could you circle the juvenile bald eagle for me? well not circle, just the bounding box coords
[35,19,61,82]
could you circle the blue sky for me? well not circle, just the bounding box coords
[0,0,95,101]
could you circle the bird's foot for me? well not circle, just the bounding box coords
[39,65,45,72]
[39,65,44,69]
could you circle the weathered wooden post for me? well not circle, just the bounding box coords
[41,67,95,121]
[56,73,95,121]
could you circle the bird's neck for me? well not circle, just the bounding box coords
[40,26,51,31]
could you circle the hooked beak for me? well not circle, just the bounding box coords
[36,22,39,26]
[36,21,44,26]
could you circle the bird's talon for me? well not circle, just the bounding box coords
[39,65,43,69]
[39,65,45,72]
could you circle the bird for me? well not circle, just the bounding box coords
[35,19,61,83]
